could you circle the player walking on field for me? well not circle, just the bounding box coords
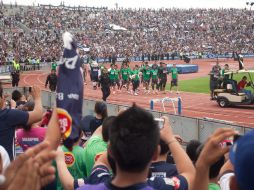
[120,64,131,92]
[158,62,168,94]
[109,64,116,94]
[169,63,179,94]
[131,65,140,96]
[151,63,159,94]
[114,64,121,91]
[142,62,151,94]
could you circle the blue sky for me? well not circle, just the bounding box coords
[3,0,250,9]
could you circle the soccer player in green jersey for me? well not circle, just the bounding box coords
[114,64,121,91]
[151,63,159,94]
[120,63,130,92]
[142,62,151,94]
[131,65,140,96]
[109,64,116,94]
[170,63,179,93]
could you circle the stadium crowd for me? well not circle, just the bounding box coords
[0,84,253,190]
[1,3,254,64]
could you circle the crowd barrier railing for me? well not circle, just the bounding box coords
[3,88,252,144]
[0,62,50,74]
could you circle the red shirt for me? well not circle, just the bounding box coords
[237,80,247,91]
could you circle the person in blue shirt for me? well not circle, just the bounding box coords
[55,105,195,190]
[0,84,43,160]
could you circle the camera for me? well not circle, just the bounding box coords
[155,118,164,129]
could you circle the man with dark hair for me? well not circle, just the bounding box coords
[158,62,168,93]
[63,105,195,190]
[237,76,253,100]
[186,140,202,163]
[45,69,57,92]
[10,70,20,87]
[148,139,178,178]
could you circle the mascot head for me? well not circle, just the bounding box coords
[63,32,77,50]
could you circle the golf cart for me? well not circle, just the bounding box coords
[213,70,254,108]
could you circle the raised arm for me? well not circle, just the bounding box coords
[44,109,61,150]
[160,116,195,190]
[55,148,74,190]
[194,128,237,190]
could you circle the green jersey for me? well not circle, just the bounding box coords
[114,69,120,80]
[109,69,115,80]
[208,183,220,190]
[131,69,140,81]
[83,136,107,177]
[121,68,130,81]
[151,69,158,79]
[143,68,151,81]
[56,146,86,190]
[170,67,178,79]
[52,62,57,71]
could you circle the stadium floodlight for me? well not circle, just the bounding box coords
[246,2,254,9]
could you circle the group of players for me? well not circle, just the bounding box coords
[86,60,179,100]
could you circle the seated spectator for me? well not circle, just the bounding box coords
[56,105,195,190]
[16,103,48,151]
[193,128,237,190]
[0,85,43,160]
[148,139,178,178]
[196,144,225,190]
[186,139,201,163]
[55,128,86,190]
[237,76,253,100]
[89,101,108,134]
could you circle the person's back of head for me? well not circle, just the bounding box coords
[94,101,108,120]
[159,139,170,156]
[109,105,159,173]
[12,90,22,102]
[102,116,116,142]
[186,139,201,163]
[196,144,225,180]
[63,128,82,152]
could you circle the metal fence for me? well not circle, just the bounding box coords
[3,87,253,143]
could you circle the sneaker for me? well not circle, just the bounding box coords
[134,92,138,96]
[176,91,180,94]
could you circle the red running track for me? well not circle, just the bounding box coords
[5,58,254,127]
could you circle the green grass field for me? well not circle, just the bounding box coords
[166,73,254,94]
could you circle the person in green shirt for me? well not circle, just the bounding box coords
[114,64,120,91]
[131,65,140,96]
[36,58,40,70]
[55,129,86,190]
[109,64,116,94]
[221,64,230,88]
[151,63,159,94]
[120,63,130,92]
[83,116,115,176]
[52,62,57,72]
[170,63,179,93]
[142,62,151,94]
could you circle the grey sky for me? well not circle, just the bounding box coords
[2,0,250,9]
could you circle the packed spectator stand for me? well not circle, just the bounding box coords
[1,3,254,65]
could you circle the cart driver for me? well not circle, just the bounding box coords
[237,76,253,100]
